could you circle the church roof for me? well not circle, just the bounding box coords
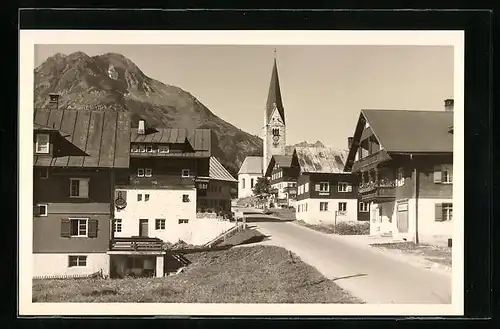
[265,58,285,124]
[238,156,263,175]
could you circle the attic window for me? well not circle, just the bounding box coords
[36,134,50,154]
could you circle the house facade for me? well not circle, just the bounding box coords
[197,156,238,214]
[264,155,299,207]
[293,147,369,224]
[33,103,131,278]
[344,100,454,246]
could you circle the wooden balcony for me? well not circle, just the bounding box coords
[109,237,164,252]
[351,150,392,173]
[358,181,396,202]
[116,175,196,189]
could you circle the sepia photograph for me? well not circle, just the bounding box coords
[19,30,464,316]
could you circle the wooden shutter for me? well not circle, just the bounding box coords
[80,179,89,198]
[61,219,71,237]
[435,203,444,221]
[315,184,320,191]
[33,205,40,217]
[433,166,443,183]
[88,219,98,238]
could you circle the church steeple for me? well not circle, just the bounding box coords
[265,52,285,125]
[262,51,287,172]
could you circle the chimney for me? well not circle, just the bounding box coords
[348,137,354,149]
[49,93,60,110]
[138,119,146,135]
[444,99,454,112]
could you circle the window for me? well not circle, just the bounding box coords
[113,219,122,232]
[182,169,190,177]
[305,182,309,193]
[159,145,170,153]
[155,219,166,230]
[320,202,329,211]
[39,168,49,179]
[151,145,158,153]
[68,256,87,267]
[137,194,142,201]
[251,178,255,188]
[182,194,190,202]
[35,134,50,154]
[178,219,189,224]
[242,178,245,189]
[69,178,89,198]
[218,186,222,193]
[145,194,150,201]
[145,168,152,177]
[435,165,453,184]
[436,203,453,221]
[338,182,352,192]
[131,144,139,153]
[272,128,280,136]
[359,202,369,212]
[35,204,48,217]
[316,182,329,192]
[396,168,405,187]
[70,218,88,237]
[338,202,347,212]
[137,168,145,177]
[139,144,146,153]
[305,203,308,212]
[146,145,152,152]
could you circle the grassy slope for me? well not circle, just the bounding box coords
[33,245,361,303]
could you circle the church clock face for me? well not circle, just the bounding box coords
[272,135,280,146]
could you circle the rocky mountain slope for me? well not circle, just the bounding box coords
[34,51,263,177]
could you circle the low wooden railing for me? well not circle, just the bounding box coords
[109,237,164,251]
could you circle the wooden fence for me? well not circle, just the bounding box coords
[33,269,104,281]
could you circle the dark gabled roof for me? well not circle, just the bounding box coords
[209,157,237,182]
[33,108,131,168]
[344,109,454,171]
[264,154,293,177]
[130,128,211,157]
[265,58,285,124]
[362,109,453,153]
[293,147,348,174]
[238,156,263,175]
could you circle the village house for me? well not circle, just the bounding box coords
[32,94,131,278]
[197,156,238,214]
[264,154,299,208]
[344,99,454,246]
[293,147,369,225]
[110,120,234,277]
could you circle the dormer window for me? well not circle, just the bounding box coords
[35,134,50,154]
[272,128,280,136]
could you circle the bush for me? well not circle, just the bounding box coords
[332,222,370,235]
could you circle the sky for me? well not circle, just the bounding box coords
[35,44,454,150]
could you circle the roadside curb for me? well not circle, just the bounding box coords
[288,220,452,277]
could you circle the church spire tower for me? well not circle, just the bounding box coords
[263,49,287,171]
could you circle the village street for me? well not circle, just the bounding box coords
[245,215,452,304]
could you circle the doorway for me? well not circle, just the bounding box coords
[397,202,409,233]
[139,219,149,237]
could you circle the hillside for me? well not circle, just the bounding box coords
[34,51,263,176]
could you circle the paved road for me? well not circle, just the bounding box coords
[247,216,452,304]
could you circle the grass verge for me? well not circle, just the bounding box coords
[33,245,362,303]
[371,242,452,267]
[294,220,370,235]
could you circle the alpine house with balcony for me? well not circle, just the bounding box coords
[33,96,131,278]
[344,99,454,246]
[110,120,234,278]
[293,146,368,225]
[264,154,299,208]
